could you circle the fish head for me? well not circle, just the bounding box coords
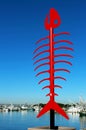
[45,8,61,30]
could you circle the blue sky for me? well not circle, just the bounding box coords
[0,0,86,104]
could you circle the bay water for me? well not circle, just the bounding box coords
[0,111,86,130]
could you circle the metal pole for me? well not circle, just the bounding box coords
[50,109,55,129]
[49,27,57,129]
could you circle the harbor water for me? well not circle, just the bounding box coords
[0,111,86,130]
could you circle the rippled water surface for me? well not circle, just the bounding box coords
[0,111,86,130]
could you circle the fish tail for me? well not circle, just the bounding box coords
[37,100,69,120]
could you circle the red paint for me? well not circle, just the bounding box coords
[33,8,73,120]
[45,8,61,30]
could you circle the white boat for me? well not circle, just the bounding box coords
[21,105,28,110]
[3,108,8,112]
[7,104,20,111]
[33,105,42,111]
[67,106,82,113]
[7,104,14,111]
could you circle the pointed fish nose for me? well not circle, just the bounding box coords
[44,8,61,30]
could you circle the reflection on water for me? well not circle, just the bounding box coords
[0,111,86,130]
[21,110,28,116]
[55,113,86,130]
[55,113,80,129]
[80,116,86,130]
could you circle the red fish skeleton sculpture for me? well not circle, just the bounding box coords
[33,8,73,128]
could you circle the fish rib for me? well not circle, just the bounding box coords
[54,54,73,58]
[33,43,49,54]
[54,40,73,45]
[38,78,50,84]
[42,85,62,90]
[54,46,73,51]
[36,70,49,77]
[36,36,49,44]
[34,62,49,71]
[33,56,49,65]
[46,93,58,97]
[54,68,70,73]
[42,85,50,90]
[33,50,49,59]
[54,76,66,81]
[36,32,70,44]
[53,32,70,37]
[54,85,62,88]
[54,60,72,66]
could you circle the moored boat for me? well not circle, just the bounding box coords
[79,111,86,117]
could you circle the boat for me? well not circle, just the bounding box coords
[67,106,81,113]
[3,108,8,112]
[79,111,86,117]
[33,105,42,112]
[7,104,15,111]
[21,105,28,110]
[7,104,20,111]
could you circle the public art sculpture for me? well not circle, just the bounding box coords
[33,8,73,129]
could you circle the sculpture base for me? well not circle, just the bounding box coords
[28,126,76,130]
